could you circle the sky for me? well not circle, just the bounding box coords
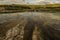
[25,0,60,4]
[0,0,60,4]
[25,0,60,2]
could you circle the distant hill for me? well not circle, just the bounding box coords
[0,4,60,12]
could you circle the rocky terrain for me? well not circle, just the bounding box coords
[0,12,60,40]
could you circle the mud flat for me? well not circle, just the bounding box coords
[0,12,60,40]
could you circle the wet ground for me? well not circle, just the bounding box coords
[0,12,60,40]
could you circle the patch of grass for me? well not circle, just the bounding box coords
[0,4,60,12]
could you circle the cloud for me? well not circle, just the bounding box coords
[25,0,45,2]
[0,0,26,4]
[0,0,60,4]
